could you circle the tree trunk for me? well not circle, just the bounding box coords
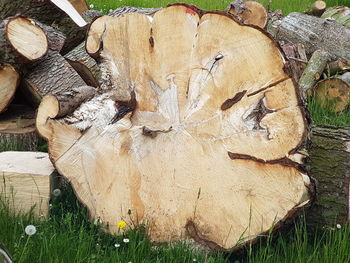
[23,51,89,105]
[0,151,55,218]
[0,17,48,67]
[299,50,329,99]
[305,1,326,17]
[307,126,350,227]
[267,12,350,60]
[0,104,40,151]
[37,4,313,251]
[313,72,350,112]
[65,42,100,87]
[0,64,20,114]
[281,43,307,82]
[321,6,350,28]
[226,0,268,28]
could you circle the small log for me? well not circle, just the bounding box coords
[65,42,100,87]
[327,59,350,75]
[0,151,55,218]
[313,72,350,112]
[268,12,350,60]
[305,1,326,17]
[34,21,66,52]
[0,16,48,67]
[227,0,268,28]
[0,64,20,113]
[0,104,40,151]
[299,50,329,100]
[321,6,350,28]
[23,51,90,106]
[307,126,350,227]
[281,43,307,82]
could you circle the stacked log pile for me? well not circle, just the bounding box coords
[0,0,349,252]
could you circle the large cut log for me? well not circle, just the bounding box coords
[268,12,350,60]
[321,6,350,28]
[0,104,40,151]
[65,42,100,87]
[0,64,20,114]
[0,151,55,217]
[0,16,48,67]
[307,126,350,227]
[226,0,268,28]
[23,51,93,106]
[313,72,350,112]
[37,4,312,251]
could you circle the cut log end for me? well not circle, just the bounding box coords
[6,17,48,61]
[41,4,311,250]
[0,64,19,113]
[227,1,268,28]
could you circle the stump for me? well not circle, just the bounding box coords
[37,4,312,250]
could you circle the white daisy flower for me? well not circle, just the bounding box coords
[114,243,120,248]
[123,238,130,243]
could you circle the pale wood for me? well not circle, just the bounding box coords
[68,0,89,15]
[0,64,19,113]
[227,0,268,28]
[0,151,54,218]
[306,1,326,17]
[299,50,329,99]
[38,4,311,250]
[268,12,350,60]
[321,6,350,28]
[0,17,48,67]
[313,73,350,112]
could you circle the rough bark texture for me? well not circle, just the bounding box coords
[299,50,329,99]
[227,0,268,28]
[0,64,20,113]
[38,4,312,251]
[0,104,40,151]
[321,6,350,28]
[281,43,307,82]
[307,126,350,227]
[0,151,54,218]
[23,51,88,106]
[0,17,48,68]
[305,1,326,17]
[108,6,161,18]
[35,21,66,52]
[268,12,350,60]
[65,42,100,87]
[313,73,350,112]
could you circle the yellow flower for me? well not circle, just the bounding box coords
[117,220,127,229]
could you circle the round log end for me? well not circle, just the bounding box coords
[228,1,268,28]
[6,17,48,62]
[36,95,60,140]
[0,64,20,113]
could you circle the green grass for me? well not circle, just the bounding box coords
[1,186,350,262]
[88,0,349,14]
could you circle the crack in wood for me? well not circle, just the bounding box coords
[221,90,247,110]
[247,76,289,97]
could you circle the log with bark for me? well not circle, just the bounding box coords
[281,43,307,82]
[326,59,350,75]
[0,104,40,151]
[267,12,350,60]
[0,64,20,113]
[226,0,268,28]
[307,126,350,227]
[0,16,48,67]
[0,151,55,217]
[312,72,350,112]
[36,4,312,251]
[305,1,327,17]
[321,6,350,28]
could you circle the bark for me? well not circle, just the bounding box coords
[34,21,66,52]
[65,42,100,87]
[0,104,40,151]
[108,6,161,18]
[305,1,326,17]
[0,64,20,113]
[267,12,350,60]
[321,6,350,28]
[307,126,350,227]
[326,59,350,75]
[39,4,312,251]
[299,50,329,99]
[281,43,307,82]
[23,51,91,107]
[226,0,268,28]
[0,151,54,218]
[313,73,350,112]
[0,17,48,67]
